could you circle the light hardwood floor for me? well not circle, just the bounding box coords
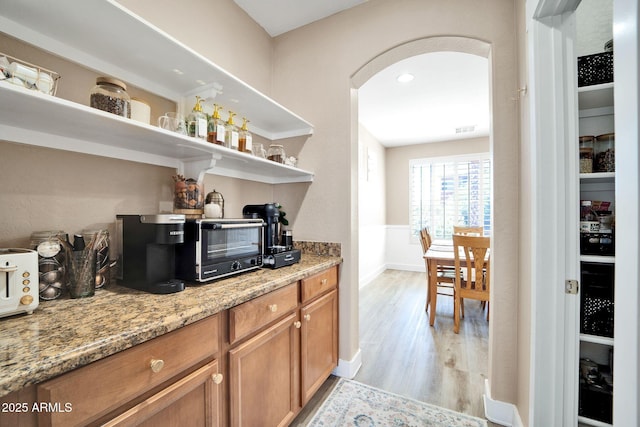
[292,269,493,426]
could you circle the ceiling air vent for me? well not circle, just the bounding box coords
[455,125,476,134]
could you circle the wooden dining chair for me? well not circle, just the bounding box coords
[452,234,490,334]
[452,225,483,236]
[420,227,457,313]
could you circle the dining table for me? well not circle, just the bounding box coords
[423,238,489,326]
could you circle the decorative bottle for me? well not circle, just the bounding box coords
[238,118,253,153]
[207,104,226,145]
[225,111,239,150]
[187,96,207,139]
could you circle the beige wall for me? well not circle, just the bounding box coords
[272,0,520,404]
[385,137,490,225]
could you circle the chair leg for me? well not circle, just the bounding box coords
[460,298,465,318]
[453,294,461,334]
[425,278,429,312]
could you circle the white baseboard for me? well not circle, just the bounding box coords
[332,348,362,379]
[385,263,424,272]
[483,379,523,427]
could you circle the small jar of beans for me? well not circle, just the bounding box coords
[90,77,131,118]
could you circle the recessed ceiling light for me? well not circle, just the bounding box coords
[397,73,414,83]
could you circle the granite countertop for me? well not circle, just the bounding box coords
[0,254,342,397]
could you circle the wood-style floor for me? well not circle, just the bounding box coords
[292,269,493,426]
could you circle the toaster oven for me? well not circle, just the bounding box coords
[175,219,264,282]
[0,248,39,318]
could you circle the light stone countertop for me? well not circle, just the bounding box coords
[0,254,342,397]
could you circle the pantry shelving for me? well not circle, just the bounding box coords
[576,80,615,427]
[0,0,314,184]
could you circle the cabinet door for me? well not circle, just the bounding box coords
[229,313,300,427]
[300,289,338,405]
[103,359,222,427]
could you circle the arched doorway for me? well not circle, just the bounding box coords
[350,36,515,419]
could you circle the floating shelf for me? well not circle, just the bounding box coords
[0,0,313,140]
[0,83,314,184]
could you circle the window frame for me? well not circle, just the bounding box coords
[409,152,491,241]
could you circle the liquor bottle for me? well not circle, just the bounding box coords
[238,118,253,153]
[225,111,239,150]
[207,104,226,145]
[187,96,207,139]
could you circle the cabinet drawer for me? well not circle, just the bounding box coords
[229,282,298,345]
[301,266,338,303]
[37,315,219,427]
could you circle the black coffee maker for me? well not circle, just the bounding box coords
[242,203,301,268]
[116,214,186,293]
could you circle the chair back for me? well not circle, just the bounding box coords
[452,225,483,236]
[452,234,490,297]
[419,227,432,253]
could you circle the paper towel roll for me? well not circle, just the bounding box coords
[131,98,151,124]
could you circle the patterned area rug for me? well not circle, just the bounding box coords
[307,378,488,427]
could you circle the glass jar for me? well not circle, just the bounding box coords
[594,133,615,172]
[204,190,225,219]
[82,229,111,289]
[90,77,130,118]
[30,230,68,300]
[579,136,594,173]
[267,144,286,164]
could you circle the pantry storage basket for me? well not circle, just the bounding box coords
[0,51,60,95]
[577,52,613,87]
[581,296,614,337]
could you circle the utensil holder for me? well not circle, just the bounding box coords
[68,249,96,298]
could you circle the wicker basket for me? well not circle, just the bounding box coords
[577,52,613,87]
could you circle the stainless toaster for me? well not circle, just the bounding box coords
[0,248,39,318]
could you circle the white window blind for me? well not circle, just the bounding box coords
[410,154,491,240]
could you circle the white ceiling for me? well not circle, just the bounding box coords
[358,52,490,147]
[233,0,490,148]
[233,0,367,37]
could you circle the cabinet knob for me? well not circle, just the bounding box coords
[268,304,278,313]
[294,321,302,329]
[212,373,224,385]
[304,314,311,322]
[150,359,164,373]
[321,278,328,285]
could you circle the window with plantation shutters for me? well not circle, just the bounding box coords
[409,154,491,240]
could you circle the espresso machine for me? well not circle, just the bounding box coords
[116,214,186,293]
[242,203,301,268]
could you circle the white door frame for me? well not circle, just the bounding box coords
[526,2,580,426]
[527,0,640,425]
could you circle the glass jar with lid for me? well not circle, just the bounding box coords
[594,133,615,172]
[579,136,594,173]
[267,144,286,164]
[30,230,68,300]
[90,77,131,118]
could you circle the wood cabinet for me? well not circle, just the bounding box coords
[37,315,221,427]
[228,265,339,426]
[103,360,222,427]
[300,289,338,406]
[229,313,300,427]
[0,265,340,427]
